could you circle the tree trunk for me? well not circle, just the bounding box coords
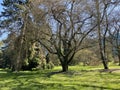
[61,63,68,72]
[101,55,108,69]
[118,53,120,66]
[100,42,108,69]
[15,56,22,71]
[57,54,69,72]
[118,58,120,66]
[95,0,108,70]
[11,65,15,71]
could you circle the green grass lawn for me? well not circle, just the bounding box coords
[0,65,120,90]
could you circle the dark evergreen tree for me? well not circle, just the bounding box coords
[0,0,26,71]
[0,0,54,71]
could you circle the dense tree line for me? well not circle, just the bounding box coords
[0,0,120,72]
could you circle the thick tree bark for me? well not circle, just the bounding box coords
[61,62,68,72]
[58,55,69,72]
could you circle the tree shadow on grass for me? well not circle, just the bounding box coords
[46,71,63,77]
[10,81,120,90]
[0,69,57,90]
[78,84,120,90]
[46,70,76,78]
[11,80,66,90]
[46,69,104,78]
[0,69,120,90]
[0,68,62,85]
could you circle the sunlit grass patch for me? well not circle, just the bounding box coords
[0,65,120,90]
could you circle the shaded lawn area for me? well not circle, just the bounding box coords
[0,65,120,90]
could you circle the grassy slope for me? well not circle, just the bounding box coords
[0,65,120,90]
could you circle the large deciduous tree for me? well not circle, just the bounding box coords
[37,0,97,72]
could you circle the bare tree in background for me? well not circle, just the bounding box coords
[94,0,120,69]
[109,8,120,66]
